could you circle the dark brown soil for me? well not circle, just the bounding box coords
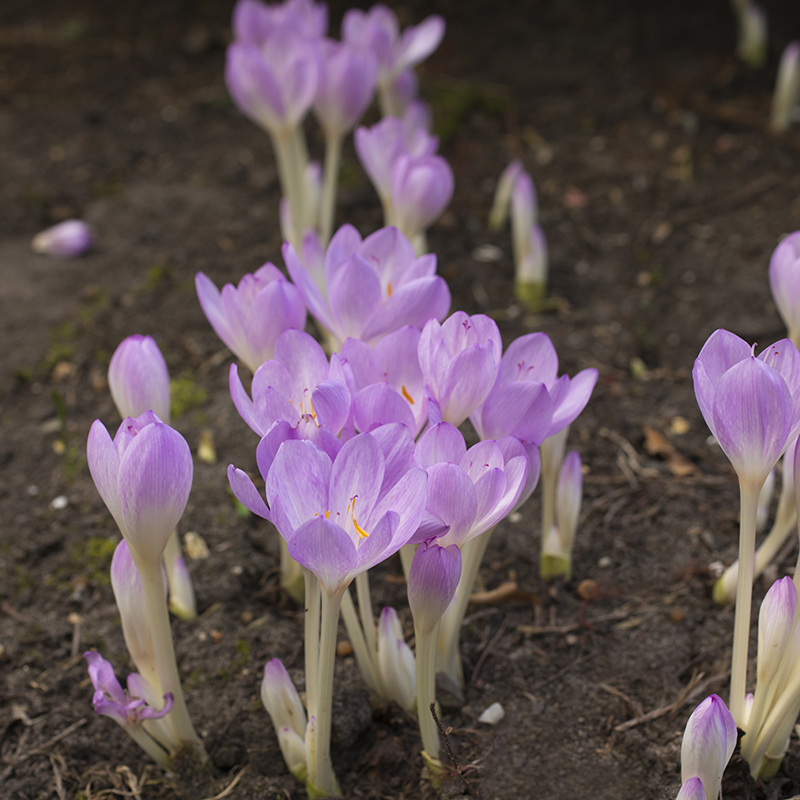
[3,0,800,798]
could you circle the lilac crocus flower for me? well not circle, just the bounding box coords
[232,0,327,45]
[261,658,308,780]
[693,329,800,491]
[87,411,193,565]
[339,326,428,434]
[342,4,444,115]
[418,312,502,426]
[108,335,171,423]
[229,433,426,595]
[412,423,528,547]
[390,153,454,242]
[769,232,800,345]
[354,114,439,209]
[225,35,320,140]
[228,329,351,475]
[313,40,377,139]
[681,694,736,800]
[196,264,307,373]
[757,575,798,684]
[85,651,173,728]
[31,219,93,258]
[407,541,462,637]
[284,224,450,348]
[473,332,598,445]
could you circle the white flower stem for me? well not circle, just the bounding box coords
[539,428,569,569]
[730,480,760,725]
[133,555,206,761]
[272,129,305,248]
[306,586,344,798]
[355,570,376,658]
[319,133,342,246]
[715,470,797,605]
[399,542,416,580]
[125,724,172,769]
[414,619,442,759]
[340,587,382,698]
[303,568,321,722]
[437,529,493,686]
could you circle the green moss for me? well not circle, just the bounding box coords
[234,638,250,668]
[170,376,208,419]
[72,536,117,585]
[185,668,207,689]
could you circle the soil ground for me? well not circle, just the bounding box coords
[3,0,800,798]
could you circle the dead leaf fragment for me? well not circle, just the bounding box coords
[642,425,695,476]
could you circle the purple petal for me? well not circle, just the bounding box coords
[354,383,415,432]
[229,364,265,436]
[288,516,358,595]
[329,433,385,525]
[108,335,171,423]
[327,255,383,341]
[407,541,462,637]
[415,422,466,468]
[311,379,351,433]
[417,462,477,545]
[87,419,124,532]
[227,465,271,520]
[477,381,553,444]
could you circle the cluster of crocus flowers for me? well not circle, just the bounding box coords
[225,0,446,249]
[693,329,800,725]
[489,160,548,310]
[212,219,596,793]
[85,411,206,766]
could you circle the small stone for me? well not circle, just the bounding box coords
[598,556,612,568]
[184,532,210,560]
[577,579,598,600]
[670,416,690,435]
[651,221,672,245]
[241,611,254,624]
[478,701,505,725]
[50,495,68,510]
[336,640,353,657]
[471,244,503,263]
[210,630,223,644]
[565,634,578,645]
[668,607,685,623]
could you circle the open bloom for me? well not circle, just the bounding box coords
[85,651,173,728]
[229,432,426,594]
[693,329,800,490]
[196,264,306,373]
[108,335,171,423]
[87,411,193,565]
[412,423,528,547]
[285,224,450,348]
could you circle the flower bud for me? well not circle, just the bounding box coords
[31,219,93,257]
[681,694,737,800]
[676,776,706,800]
[771,42,800,133]
[261,659,307,740]
[769,232,800,346]
[108,335,171,423]
[408,542,462,638]
[757,575,797,683]
[377,607,416,712]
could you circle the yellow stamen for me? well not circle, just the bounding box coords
[387,281,393,298]
[353,518,369,539]
[401,384,415,404]
[324,510,330,519]
[309,394,317,420]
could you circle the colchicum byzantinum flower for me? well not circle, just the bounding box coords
[771,42,800,132]
[540,450,583,581]
[86,411,206,765]
[693,329,800,724]
[108,334,197,621]
[228,432,427,796]
[31,219,93,258]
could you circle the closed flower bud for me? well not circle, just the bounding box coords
[32,219,93,258]
[377,607,416,712]
[108,335,171,423]
[757,576,798,683]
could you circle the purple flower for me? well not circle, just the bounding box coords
[355,114,439,205]
[313,40,377,138]
[196,264,307,373]
[108,335,171,423]
[339,327,428,434]
[681,694,736,800]
[87,412,193,565]
[232,0,327,45]
[228,329,351,469]
[412,423,528,547]
[418,312,502,426]
[84,651,173,728]
[225,36,320,138]
[31,219,93,258]
[230,433,427,594]
[472,332,598,445]
[284,225,450,348]
[407,541,462,637]
[342,5,444,91]
[390,153,454,240]
[693,329,800,489]
[769,232,800,342]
